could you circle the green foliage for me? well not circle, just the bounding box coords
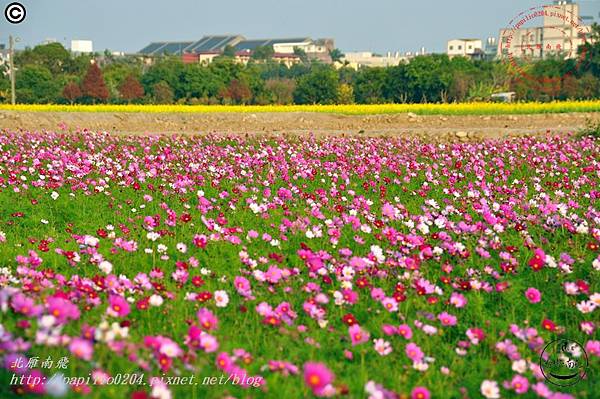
[329,48,344,63]
[294,66,339,104]
[353,67,387,104]
[16,65,62,103]
[8,38,600,105]
[252,46,274,61]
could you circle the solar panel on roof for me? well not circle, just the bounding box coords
[234,40,270,51]
[159,42,193,55]
[139,42,166,54]
[187,37,213,52]
[197,36,228,51]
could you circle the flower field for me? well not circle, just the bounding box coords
[3,100,600,115]
[0,130,598,399]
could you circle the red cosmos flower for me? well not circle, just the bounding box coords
[342,313,358,326]
[96,228,108,238]
[393,292,407,302]
[158,354,172,372]
[131,391,149,399]
[355,277,370,289]
[197,292,212,302]
[588,241,599,251]
[180,213,191,223]
[136,297,150,310]
[262,315,281,326]
[191,276,205,287]
[542,319,557,331]
[427,296,438,305]
[528,248,546,271]
[576,280,590,295]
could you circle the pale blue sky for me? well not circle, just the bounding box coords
[1,0,599,54]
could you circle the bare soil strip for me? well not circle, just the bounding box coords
[1,111,599,140]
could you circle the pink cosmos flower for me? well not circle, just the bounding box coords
[11,293,42,317]
[303,362,334,396]
[197,308,218,331]
[107,295,130,317]
[405,342,424,363]
[397,324,413,339]
[348,324,370,346]
[411,386,431,399]
[510,374,529,394]
[525,287,541,304]
[46,296,80,324]
[69,338,94,361]
[438,312,457,326]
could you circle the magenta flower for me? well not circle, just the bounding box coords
[107,295,130,317]
[525,287,541,303]
[510,374,529,394]
[69,337,93,361]
[405,342,424,363]
[11,293,42,317]
[348,324,370,346]
[47,296,80,324]
[438,311,457,326]
[411,386,431,399]
[397,324,413,339]
[197,308,218,331]
[303,362,334,396]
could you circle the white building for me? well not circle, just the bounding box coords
[340,51,410,70]
[71,40,93,54]
[498,1,591,60]
[447,39,483,58]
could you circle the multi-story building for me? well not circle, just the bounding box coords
[446,39,483,59]
[340,51,409,70]
[498,1,591,60]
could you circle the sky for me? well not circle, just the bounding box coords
[1,0,599,54]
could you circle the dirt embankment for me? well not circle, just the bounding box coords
[1,111,598,140]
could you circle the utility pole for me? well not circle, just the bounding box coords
[9,35,16,105]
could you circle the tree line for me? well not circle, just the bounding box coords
[2,25,600,105]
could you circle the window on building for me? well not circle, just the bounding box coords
[449,45,454,50]
[458,45,462,50]
[468,45,472,49]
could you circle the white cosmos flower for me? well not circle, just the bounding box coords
[480,380,500,399]
[214,290,229,307]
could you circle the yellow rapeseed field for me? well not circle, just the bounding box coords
[1,101,600,115]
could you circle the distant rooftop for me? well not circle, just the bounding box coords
[138,35,243,55]
[234,38,311,51]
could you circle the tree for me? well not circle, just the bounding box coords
[16,65,61,103]
[353,67,386,103]
[62,82,82,104]
[219,79,252,104]
[293,47,309,64]
[222,45,236,58]
[119,74,144,102]
[337,83,354,104]
[15,42,70,75]
[383,64,409,103]
[329,48,344,63]
[293,66,339,104]
[252,46,274,61]
[152,81,174,104]
[141,57,185,100]
[81,63,109,103]
[265,79,296,104]
[403,55,453,102]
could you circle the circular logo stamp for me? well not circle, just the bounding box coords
[4,2,26,24]
[499,4,590,85]
[539,338,588,387]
